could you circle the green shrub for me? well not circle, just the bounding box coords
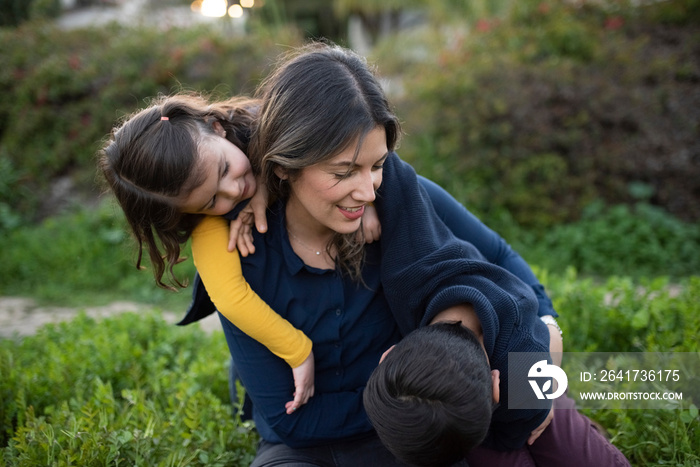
[0,22,300,224]
[0,199,196,308]
[381,0,700,229]
[518,201,700,278]
[0,312,258,465]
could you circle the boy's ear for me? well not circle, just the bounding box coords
[491,369,500,404]
[274,166,289,180]
[379,345,395,364]
[212,121,226,138]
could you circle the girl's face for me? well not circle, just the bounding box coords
[285,126,388,236]
[179,127,256,216]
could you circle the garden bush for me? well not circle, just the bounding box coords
[515,200,700,279]
[380,0,700,230]
[0,22,300,226]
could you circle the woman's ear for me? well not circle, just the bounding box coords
[212,121,226,138]
[274,166,288,180]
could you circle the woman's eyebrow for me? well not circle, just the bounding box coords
[327,152,389,168]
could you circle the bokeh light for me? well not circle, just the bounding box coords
[228,4,243,18]
[200,0,227,17]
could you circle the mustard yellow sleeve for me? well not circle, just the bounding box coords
[191,216,312,368]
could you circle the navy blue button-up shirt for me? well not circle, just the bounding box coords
[220,200,400,447]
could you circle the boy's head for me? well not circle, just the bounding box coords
[363,322,496,467]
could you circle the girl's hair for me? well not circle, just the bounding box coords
[98,93,258,289]
[249,42,402,281]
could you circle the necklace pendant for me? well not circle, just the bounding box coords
[316,251,321,255]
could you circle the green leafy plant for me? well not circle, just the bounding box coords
[520,201,700,279]
[1,274,698,465]
[0,312,258,465]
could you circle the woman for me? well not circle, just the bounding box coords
[183,43,627,466]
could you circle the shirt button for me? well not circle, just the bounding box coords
[335,370,341,376]
[335,309,341,316]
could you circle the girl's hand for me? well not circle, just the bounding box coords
[227,180,269,255]
[285,350,315,414]
[358,203,381,244]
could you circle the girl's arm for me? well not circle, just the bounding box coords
[192,215,314,413]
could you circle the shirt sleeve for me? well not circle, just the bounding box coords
[417,175,557,318]
[191,216,312,368]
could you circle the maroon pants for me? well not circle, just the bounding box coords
[465,394,630,467]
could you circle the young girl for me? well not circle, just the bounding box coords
[98,92,380,413]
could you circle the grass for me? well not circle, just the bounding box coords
[0,199,195,311]
[0,276,698,465]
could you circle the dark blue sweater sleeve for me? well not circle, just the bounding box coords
[374,154,538,339]
[417,176,557,318]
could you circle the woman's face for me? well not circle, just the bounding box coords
[179,127,256,216]
[285,126,388,236]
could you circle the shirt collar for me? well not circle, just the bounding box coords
[270,201,332,277]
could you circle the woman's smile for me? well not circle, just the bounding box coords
[338,205,365,220]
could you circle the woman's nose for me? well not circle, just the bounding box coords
[354,171,378,202]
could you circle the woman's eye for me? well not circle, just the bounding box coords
[222,162,230,177]
[373,165,384,171]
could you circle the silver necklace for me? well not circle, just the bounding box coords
[287,229,324,256]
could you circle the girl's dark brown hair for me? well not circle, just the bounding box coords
[249,42,401,281]
[98,93,258,289]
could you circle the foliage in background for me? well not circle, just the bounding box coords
[375,0,700,230]
[0,0,61,26]
[0,22,300,226]
[1,276,698,465]
[0,312,258,465]
[0,200,196,308]
[519,200,700,278]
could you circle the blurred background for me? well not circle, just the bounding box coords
[1,2,699,465]
[1,0,698,308]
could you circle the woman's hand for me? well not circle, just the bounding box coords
[285,350,316,414]
[358,203,381,244]
[527,406,554,445]
[228,180,269,255]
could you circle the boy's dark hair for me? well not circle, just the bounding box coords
[363,322,493,467]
